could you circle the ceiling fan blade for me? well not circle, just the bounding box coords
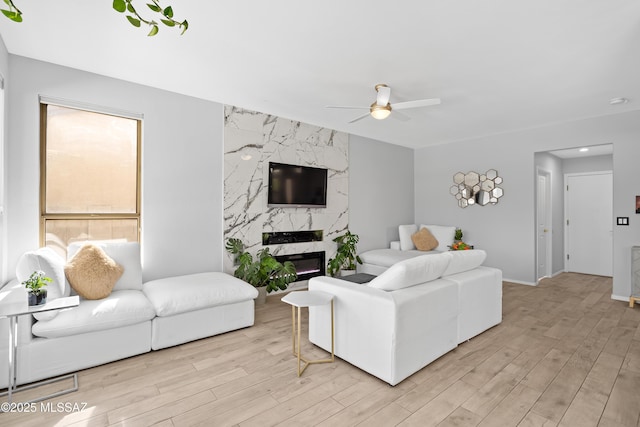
[348,112,371,123]
[326,105,369,110]
[391,111,411,122]
[376,85,391,106]
[392,98,441,110]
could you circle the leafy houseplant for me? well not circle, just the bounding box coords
[454,228,463,241]
[225,238,298,301]
[22,271,52,306]
[1,0,189,36]
[327,230,363,277]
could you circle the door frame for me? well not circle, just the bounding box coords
[536,167,552,282]
[563,170,613,274]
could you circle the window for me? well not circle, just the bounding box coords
[40,102,141,255]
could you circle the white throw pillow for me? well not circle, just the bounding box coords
[67,241,142,291]
[420,225,456,252]
[442,250,487,276]
[398,224,418,251]
[368,253,451,291]
[16,247,70,321]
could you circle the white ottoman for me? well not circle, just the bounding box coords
[143,272,258,350]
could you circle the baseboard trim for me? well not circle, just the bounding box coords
[611,294,630,303]
[503,278,537,286]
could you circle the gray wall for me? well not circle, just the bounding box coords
[349,135,414,253]
[415,111,640,300]
[6,55,225,282]
[563,154,613,174]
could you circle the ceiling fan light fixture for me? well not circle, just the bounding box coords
[370,102,392,120]
[609,97,629,105]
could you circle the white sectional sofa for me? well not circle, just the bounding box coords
[359,223,458,275]
[0,241,258,389]
[308,249,502,386]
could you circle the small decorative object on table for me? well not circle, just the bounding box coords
[22,270,51,306]
[450,229,473,250]
[450,241,474,250]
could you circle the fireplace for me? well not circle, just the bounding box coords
[275,251,325,281]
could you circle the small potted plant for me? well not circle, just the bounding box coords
[225,238,298,304]
[449,228,474,250]
[22,271,52,306]
[327,230,362,277]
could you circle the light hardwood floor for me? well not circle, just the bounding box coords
[3,273,640,426]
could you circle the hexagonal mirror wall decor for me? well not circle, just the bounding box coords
[450,169,504,208]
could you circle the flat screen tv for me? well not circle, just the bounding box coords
[267,162,328,208]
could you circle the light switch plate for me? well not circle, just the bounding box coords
[617,217,629,226]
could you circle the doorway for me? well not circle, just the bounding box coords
[535,144,613,283]
[565,171,613,276]
[536,169,552,282]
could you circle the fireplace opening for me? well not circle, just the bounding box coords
[275,251,325,281]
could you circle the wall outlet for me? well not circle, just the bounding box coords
[617,217,629,226]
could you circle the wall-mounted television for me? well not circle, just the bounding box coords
[267,162,328,208]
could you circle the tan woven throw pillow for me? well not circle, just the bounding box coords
[64,244,124,300]
[411,227,439,251]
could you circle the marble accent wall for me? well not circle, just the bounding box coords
[223,106,349,285]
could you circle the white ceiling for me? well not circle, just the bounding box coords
[1,1,639,149]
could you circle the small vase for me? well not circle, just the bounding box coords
[28,289,47,306]
[255,287,267,305]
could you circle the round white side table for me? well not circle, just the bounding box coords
[281,290,334,376]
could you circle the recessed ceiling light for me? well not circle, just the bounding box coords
[241,154,252,161]
[609,97,629,105]
[579,148,589,153]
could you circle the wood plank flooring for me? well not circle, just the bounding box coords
[2,272,640,426]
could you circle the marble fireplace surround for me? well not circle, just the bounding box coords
[223,106,349,289]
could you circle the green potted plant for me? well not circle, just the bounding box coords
[22,270,52,306]
[225,238,298,304]
[327,230,363,277]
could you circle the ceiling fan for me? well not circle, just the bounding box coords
[326,84,441,123]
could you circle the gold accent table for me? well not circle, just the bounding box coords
[281,290,334,376]
[0,295,79,404]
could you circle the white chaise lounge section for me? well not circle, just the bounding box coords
[143,272,258,350]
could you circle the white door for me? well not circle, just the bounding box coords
[537,170,551,281]
[565,172,613,276]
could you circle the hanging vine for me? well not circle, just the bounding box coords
[1,0,188,36]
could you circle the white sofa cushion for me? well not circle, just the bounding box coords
[143,272,259,317]
[368,253,451,291]
[420,225,456,252]
[16,247,70,321]
[67,241,142,291]
[360,248,431,269]
[31,290,155,338]
[398,224,418,251]
[443,249,487,276]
